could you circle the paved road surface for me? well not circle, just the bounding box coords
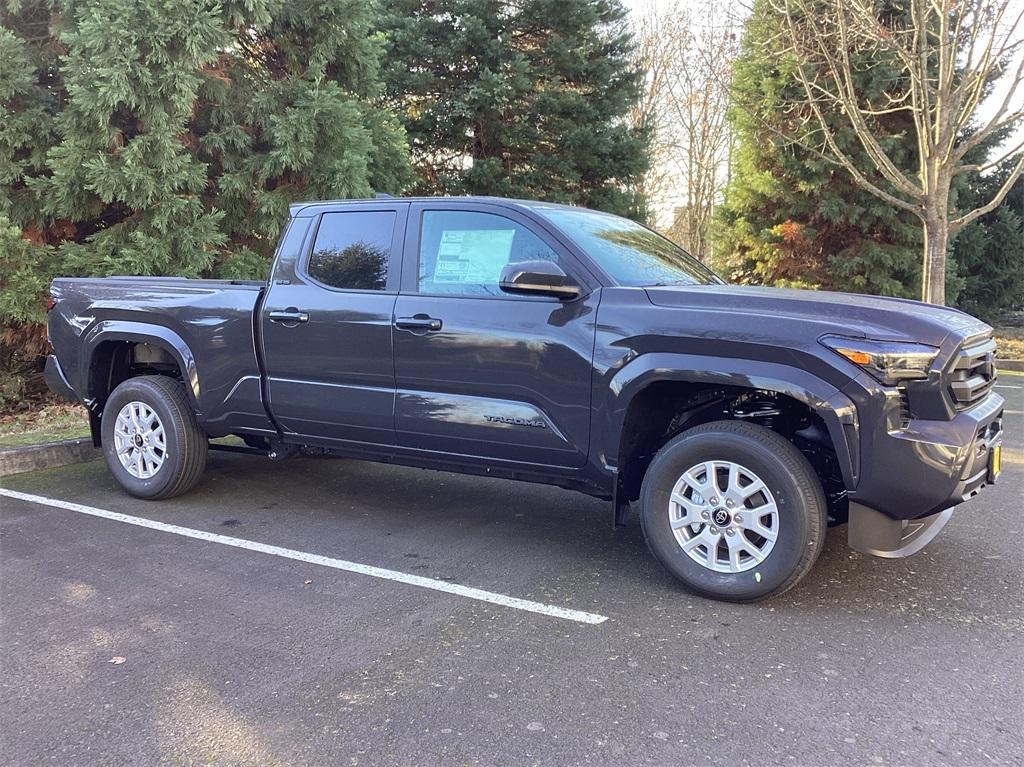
[2,380,1021,766]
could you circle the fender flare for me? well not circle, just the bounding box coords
[601,352,860,488]
[81,320,200,408]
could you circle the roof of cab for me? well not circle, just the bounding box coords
[288,195,582,218]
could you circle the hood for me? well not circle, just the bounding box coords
[644,284,990,349]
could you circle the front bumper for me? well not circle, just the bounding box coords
[44,354,78,402]
[846,387,1003,557]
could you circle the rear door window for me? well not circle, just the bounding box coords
[306,211,396,291]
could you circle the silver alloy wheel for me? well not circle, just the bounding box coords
[668,460,780,573]
[113,401,167,479]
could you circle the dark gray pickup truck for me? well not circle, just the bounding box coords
[45,196,1005,601]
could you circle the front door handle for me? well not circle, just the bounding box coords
[395,315,442,331]
[268,309,309,324]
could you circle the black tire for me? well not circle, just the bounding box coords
[101,376,208,500]
[639,420,826,602]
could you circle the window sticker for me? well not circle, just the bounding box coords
[433,229,516,283]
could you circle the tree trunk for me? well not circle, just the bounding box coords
[921,214,948,305]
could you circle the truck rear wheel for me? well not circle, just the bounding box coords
[639,420,826,602]
[101,376,208,500]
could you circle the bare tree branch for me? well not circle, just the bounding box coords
[630,1,740,258]
[951,152,1024,230]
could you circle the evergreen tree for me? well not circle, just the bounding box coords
[713,0,921,296]
[29,0,235,279]
[195,0,412,277]
[2,2,73,406]
[949,160,1024,320]
[0,10,56,227]
[380,0,648,218]
[0,0,411,407]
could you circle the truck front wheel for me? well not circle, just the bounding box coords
[639,420,826,602]
[101,376,208,500]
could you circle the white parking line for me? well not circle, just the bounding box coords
[995,384,1022,391]
[0,488,608,626]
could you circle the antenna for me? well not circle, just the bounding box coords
[374,192,394,199]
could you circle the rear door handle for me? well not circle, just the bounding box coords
[268,309,309,324]
[394,315,442,331]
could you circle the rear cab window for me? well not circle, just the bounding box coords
[305,210,397,291]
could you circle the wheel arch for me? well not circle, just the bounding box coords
[81,322,200,444]
[602,353,859,505]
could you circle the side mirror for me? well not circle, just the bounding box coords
[498,260,581,300]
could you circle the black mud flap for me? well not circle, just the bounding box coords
[612,476,630,528]
[848,502,954,558]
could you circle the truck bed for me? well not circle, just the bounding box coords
[48,276,273,436]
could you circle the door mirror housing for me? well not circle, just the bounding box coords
[498,260,581,300]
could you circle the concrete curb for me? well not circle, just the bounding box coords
[0,438,99,478]
[996,359,1024,373]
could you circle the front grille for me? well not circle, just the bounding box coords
[948,338,997,408]
[896,386,912,428]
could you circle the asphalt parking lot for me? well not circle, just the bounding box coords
[2,379,1022,767]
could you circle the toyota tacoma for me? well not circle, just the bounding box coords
[44,197,1004,601]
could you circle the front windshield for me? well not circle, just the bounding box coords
[536,206,723,287]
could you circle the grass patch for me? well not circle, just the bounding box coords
[994,327,1024,360]
[0,403,90,448]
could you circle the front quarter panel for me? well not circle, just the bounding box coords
[590,288,860,486]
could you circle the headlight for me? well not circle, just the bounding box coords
[820,335,940,385]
